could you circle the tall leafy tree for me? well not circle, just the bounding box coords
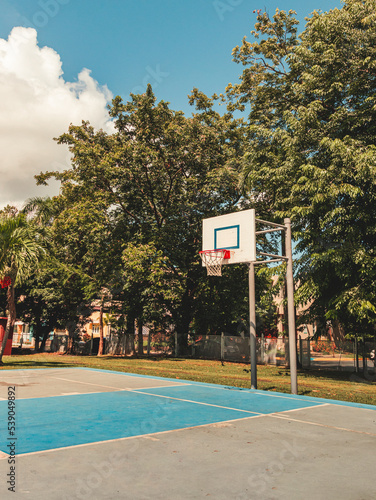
[21,197,98,354]
[0,213,47,364]
[36,86,245,350]
[220,2,376,336]
[52,198,121,354]
[121,242,183,354]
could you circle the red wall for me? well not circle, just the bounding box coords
[0,317,14,355]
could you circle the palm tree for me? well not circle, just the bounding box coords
[0,213,47,364]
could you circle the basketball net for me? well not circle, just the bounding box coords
[199,250,231,277]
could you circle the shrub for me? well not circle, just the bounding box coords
[311,340,336,355]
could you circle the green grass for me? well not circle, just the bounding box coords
[1,353,375,406]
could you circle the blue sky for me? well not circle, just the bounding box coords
[1,0,342,114]
[0,0,343,208]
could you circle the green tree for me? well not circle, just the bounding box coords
[21,197,99,354]
[52,199,122,355]
[0,213,47,364]
[36,86,245,350]
[221,2,376,336]
[120,242,183,354]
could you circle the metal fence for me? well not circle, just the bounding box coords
[44,334,68,353]
[188,335,376,372]
[309,339,376,372]
[105,333,133,356]
[41,330,376,374]
[105,331,172,356]
[188,334,312,368]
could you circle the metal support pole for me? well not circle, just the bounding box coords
[249,262,257,389]
[284,218,298,394]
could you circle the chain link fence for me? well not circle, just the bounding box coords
[309,339,376,372]
[189,334,311,368]
[105,331,172,356]
[186,335,376,373]
[42,330,376,375]
[44,334,68,353]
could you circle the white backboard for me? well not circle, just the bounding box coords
[202,209,256,265]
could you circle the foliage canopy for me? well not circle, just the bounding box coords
[217,1,376,336]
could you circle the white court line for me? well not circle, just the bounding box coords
[272,403,331,414]
[50,376,141,391]
[0,387,189,402]
[50,376,189,392]
[1,387,189,401]
[209,384,327,404]
[130,389,262,415]
[10,414,263,459]
[268,413,376,437]
[203,385,376,411]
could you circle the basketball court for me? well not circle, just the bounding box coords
[0,367,375,499]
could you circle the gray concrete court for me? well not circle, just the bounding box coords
[0,368,375,500]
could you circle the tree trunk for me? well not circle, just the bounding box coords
[147,328,152,356]
[172,277,196,357]
[34,326,40,353]
[66,322,76,354]
[130,332,135,356]
[137,319,143,356]
[33,319,43,353]
[98,302,104,356]
[39,325,52,353]
[175,294,192,355]
[126,315,135,356]
[0,283,16,365]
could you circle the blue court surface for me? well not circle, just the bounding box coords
[0,367,375,499]
[0,367,374,456]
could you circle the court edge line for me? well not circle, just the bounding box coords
[207,385,355,407]
[268,413,376,437]
[2,414,264,459]
[130,389,263,415]
[50,376,190,391]
[0,377,190,400]
[3,367,374,411]
[2,367,375,410]
[79,368,376,410]
[273,403,331,414]
[0,387,193,402]
[210,384,319,402]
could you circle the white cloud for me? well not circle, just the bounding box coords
[0,27,113,210]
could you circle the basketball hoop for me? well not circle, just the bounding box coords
[0,276,11,288]
[199,250,232,276]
